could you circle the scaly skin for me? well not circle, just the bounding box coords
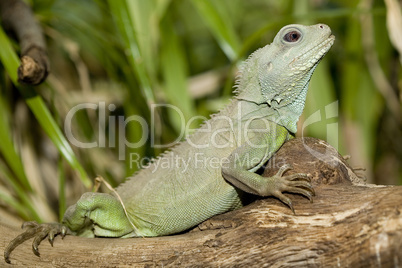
[4,24,334,263]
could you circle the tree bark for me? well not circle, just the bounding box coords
[1,138,401,267]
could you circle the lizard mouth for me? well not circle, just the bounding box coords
[315,34,335,60]
[291,34,335,69]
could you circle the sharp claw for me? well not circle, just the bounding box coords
[289,204,296,215]
[306,192,313,203]
[275,192,296,214]
[304,192,313,203]
[32,243,40,257]
[48,235,54,247]
[48,228,60,247]
[4,250,11,264]
[285,200,296,215]
[32,228,50,257]
[61,226,67,239]
[310,187,316,196]
[304,184,315,195]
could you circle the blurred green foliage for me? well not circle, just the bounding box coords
[0,0,400,222]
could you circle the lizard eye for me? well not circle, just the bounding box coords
[283,31,301,42]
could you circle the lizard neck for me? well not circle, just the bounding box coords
[234,83,307,135]
[272,65,316,134]
[234,62,315,134]
[233,96,303,135]
[272,83,308,134]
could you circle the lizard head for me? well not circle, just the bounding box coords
[236,24,335,133]
[258,24,334,107]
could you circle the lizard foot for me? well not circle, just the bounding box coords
[264,164,314,215]
[4,221,70,264]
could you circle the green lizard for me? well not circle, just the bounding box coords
[4,24,334,263]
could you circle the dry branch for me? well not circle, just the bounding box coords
[0,0,49,85]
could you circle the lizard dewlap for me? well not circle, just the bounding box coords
[5,24,334,263]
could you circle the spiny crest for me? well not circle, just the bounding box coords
[232,45,268,96]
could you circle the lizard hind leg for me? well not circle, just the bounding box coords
[4,192,135,263]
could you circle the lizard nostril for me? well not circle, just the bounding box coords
[319,25,324,29]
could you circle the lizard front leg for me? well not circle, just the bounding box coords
[4,192,135,263]
[221,125,314,214]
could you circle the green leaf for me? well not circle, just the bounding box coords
[160,15,197,132]
[125,0,159,81]
[0,188,29,220]
[0,96,32,190]
[0,160,40,221]
[107,0,155,174]
[191,0,241,61]
[58,158,66,221]
[25,94,91,188]
[107,0,156,105]
[0,25,91,189]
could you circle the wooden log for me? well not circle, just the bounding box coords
[1,138,401,267]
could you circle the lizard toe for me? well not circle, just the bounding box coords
[286,180,314,194]
[285,186,314,203]
[276,164,293,176]
[4,221,41,263]
[273,191,295,215]
[264,166,316,214]
[48,229,57,247]
[283,172,312,182]
[21,221,39,229]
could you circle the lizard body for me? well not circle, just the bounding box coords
[4,24,334,263]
